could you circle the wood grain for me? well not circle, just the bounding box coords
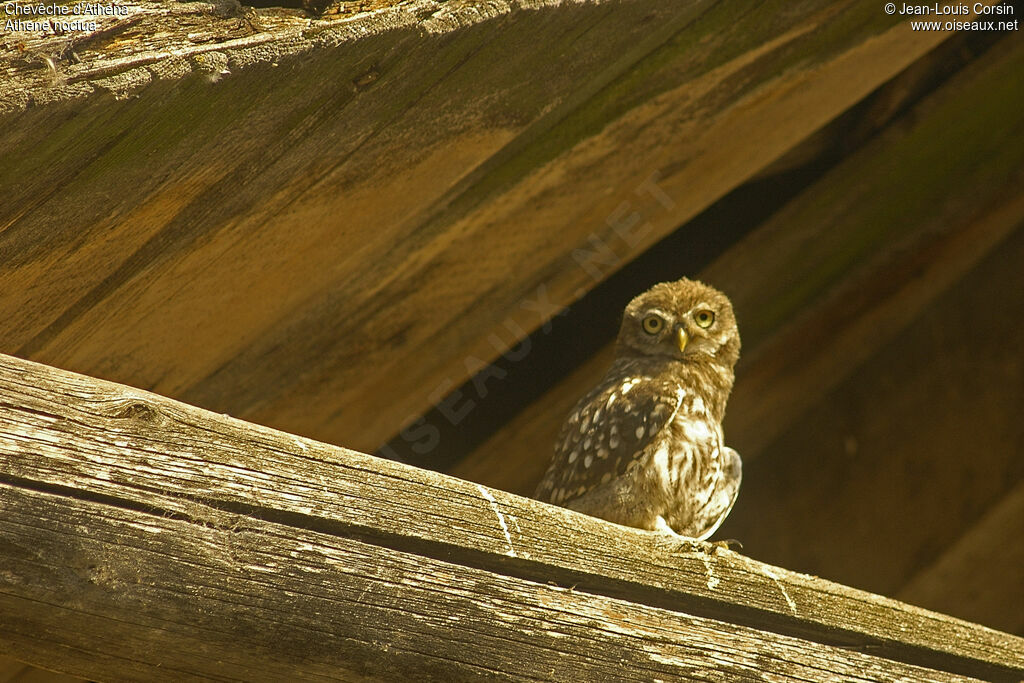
[0,0,971,457]
[0,353,1021,681]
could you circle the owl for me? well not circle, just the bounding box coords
[534,278,742,540]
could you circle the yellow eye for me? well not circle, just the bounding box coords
[641,314,664,335]
[694,309,715,328]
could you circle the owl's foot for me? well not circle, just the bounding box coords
[652,516,705,553]
[654,518,744,557]
[710,538,743,554]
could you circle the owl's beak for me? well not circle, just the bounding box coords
[675,327,688,353]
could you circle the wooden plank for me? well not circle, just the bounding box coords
[0,0,977,456]
[451,31,1024,496]
[1,483,990,683]
[0,354,1021,681]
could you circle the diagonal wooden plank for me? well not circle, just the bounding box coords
[0,352,1021,680]
[0,0,978,457]
[0,484,992,683]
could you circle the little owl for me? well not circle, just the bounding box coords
[535,278,742,540]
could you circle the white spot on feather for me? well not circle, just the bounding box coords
[567,450,578,464]
[652,443,670,477]
[691,397,706,414]
[679,419,712,442]
[635,425,645,439]
[620,378,640,393]
[584,454,593,468]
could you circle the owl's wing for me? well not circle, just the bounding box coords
[534,374,681,505]
[688,446,742,540]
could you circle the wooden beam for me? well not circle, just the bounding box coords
[0,354,1022,681]
[451,30,1024,496]
[4,482,1000,683]
[0,0,978,456]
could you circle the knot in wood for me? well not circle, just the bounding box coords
[111,400,161,423]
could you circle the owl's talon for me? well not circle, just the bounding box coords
[710,538,743,553]
[651,518,703,554]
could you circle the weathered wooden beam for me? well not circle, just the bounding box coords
[2,482,997,683]
[1,354,1022,681]
[0,0,984,456]
[452,30,1024,496]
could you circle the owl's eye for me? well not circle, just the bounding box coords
[694,309,715,328]
[641,314,665,335]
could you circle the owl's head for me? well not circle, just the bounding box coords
[616,278,740,368]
